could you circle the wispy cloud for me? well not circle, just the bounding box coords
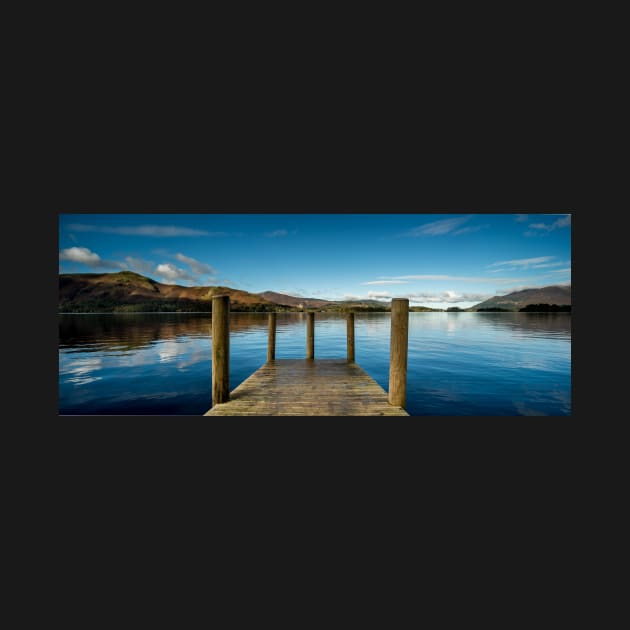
[530,260,570,269]
[515,214,529,222]
[264,229,289,238]
[174,253,216,275]
[550,268,571,273]
[124,256,155,275]
[361,280,409,285]
[381,274,533,284]
[453,223,490,236]
[67,224,222,237]
[488,256,555,269]
[403,216,471,237]
[525,214,571,233]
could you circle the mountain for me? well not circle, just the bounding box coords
[257,291,333,309]
[59,271,279,312]
[470,285,571,311]
[59,271,445,313]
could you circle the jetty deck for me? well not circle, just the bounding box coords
[205,359,408,416]
[205,296,410,417]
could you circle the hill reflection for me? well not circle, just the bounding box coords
[60,311,571,353]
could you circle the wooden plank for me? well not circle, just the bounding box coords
[205,359,408,416]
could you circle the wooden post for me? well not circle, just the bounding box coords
[267,312,276,362]
[388,298,409,408]
[306,312,314,359]
[212,295,230,405]
[347,312,355,362]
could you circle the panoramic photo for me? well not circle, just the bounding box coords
[58,212,571,416]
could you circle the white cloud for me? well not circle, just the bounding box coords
[488,256,555,268]
[404,216,471,236]
[174,253,216,275]
[551,268,572,273]
[59,247,102,265]
[59,247,123,270]
[401,291,491,304]
[67,224,220,237]
[264,229,289,238]
[515,214,529,222]
[155,263,196,284]
[356,289,492,305]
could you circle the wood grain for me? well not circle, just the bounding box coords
[267,312,276,362]
[388,298,409,408]
[211,295,230,405]
[306,312,314,359]
[347,312,355,362]
[205,359,408,416]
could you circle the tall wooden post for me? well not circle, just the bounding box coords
[267,312,276,362]
[347,312,355,362]
[306,312,314,359]
[388,298,409,408]
[212,295,230,405]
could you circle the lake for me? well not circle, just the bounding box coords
[58,312,571,415]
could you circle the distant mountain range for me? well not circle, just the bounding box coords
[469,285,571,311]
[58,272,403,313]
[58,271,571,313]
[257,291,332,309]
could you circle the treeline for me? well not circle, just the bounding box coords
[518,304,571,312]
[320,304,391,313]
[59,298,213,313]
[59,299,291,313]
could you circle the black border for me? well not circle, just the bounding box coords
[24,147,590,477]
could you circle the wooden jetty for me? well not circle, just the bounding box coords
[205,296,410,416]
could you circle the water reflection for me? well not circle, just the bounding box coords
[59,312,571,415]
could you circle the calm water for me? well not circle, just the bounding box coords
[59,312,571,415]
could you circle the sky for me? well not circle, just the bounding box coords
[58,213,571,309]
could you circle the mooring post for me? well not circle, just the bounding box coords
[306,312,315,359]
[212,295,230,405]
[388,298,409,408]
[347,312,355,362]
[268,312,276,362]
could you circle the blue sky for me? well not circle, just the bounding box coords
[58,213,571,309]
